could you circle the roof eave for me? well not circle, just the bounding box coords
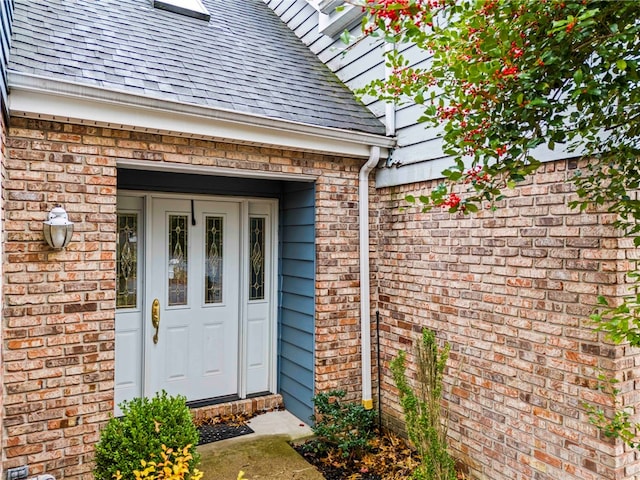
[7,71,394,158]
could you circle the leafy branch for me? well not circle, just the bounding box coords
[354,0,640,454]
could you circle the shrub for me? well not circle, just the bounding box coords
[94,391,200,480]
[309,389,376,459]
[390,329,456,480]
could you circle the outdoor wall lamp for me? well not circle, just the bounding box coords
[43,205,74,249]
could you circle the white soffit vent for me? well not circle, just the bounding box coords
[153,0,211,21]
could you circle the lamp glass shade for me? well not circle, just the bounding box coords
[43,207,74,249]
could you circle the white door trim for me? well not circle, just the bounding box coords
[238,200,248,399]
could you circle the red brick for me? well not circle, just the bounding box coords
[5,120,637,480]
[374,160,636,480]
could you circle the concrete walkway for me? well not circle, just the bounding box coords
[197,410,325,480]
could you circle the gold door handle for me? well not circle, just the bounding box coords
[151,298,160,344]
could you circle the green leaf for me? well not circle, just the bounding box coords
[617,59,627,71]
[574,69,583,84]
[464,203,479,213]
[340,30,353,45]
[447,171,463,181]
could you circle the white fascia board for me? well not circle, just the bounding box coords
[8,72,394,159]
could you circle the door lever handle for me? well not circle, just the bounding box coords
[151,298,160,344]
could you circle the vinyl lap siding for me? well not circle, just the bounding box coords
[0,0,14,119]
[278,182,315,424]
[263,0,444,186]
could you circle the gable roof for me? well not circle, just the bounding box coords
[8,0,385,136]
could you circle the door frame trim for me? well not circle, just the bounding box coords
[117,190,279,405]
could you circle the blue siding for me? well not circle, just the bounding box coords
[282,258,314,279]
[281,309,315,335]
[0,0,14,120]
[282,275,314,298]
[279,182,315,424]
[281,241,314,261]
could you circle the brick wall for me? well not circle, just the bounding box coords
[373,159,639,479]
[8,117,636,479]
[0,111,6,480]
[2,117,366,478]
[315,173,364,394]
[3,118,117,478]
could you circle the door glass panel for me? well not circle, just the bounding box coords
[168,215,188,306]
[116,213,138,309]
[249,217,265,301]
[205,216,223,304]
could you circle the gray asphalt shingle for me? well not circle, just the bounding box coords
[9,0,385,135]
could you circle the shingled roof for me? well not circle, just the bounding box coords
[8,0,385,136]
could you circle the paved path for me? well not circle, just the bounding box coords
[197,410,324,480]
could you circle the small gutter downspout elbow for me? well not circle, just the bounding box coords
[359,146,380,410]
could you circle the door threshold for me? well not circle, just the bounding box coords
[187,394,240,409]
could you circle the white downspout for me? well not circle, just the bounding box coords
[359,145,380,410]
[384,42,396,137]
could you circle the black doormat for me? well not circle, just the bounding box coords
[197,423,254,445]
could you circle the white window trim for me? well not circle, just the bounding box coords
[152,0,210,21]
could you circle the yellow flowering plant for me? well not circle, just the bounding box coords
[113,444,203,480]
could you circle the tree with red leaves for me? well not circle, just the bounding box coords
[351,0,640,448]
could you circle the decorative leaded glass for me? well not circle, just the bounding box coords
[249,217,265,300]
[117,213,138,308]
[205,216,223,304]
[168,215,188,306]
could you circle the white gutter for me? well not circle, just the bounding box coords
[359,145,380,410]
[8,71,394,158]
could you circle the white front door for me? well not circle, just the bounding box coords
[148,198,240,400]
[115,193,277,411]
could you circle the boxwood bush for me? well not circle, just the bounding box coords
[94,391,200,480]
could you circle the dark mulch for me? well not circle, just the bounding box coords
[293,432,421,480]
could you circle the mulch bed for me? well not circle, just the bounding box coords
[293,432,422,480]
[293,432,470,480]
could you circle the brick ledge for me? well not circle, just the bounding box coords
[191,394,284,424]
